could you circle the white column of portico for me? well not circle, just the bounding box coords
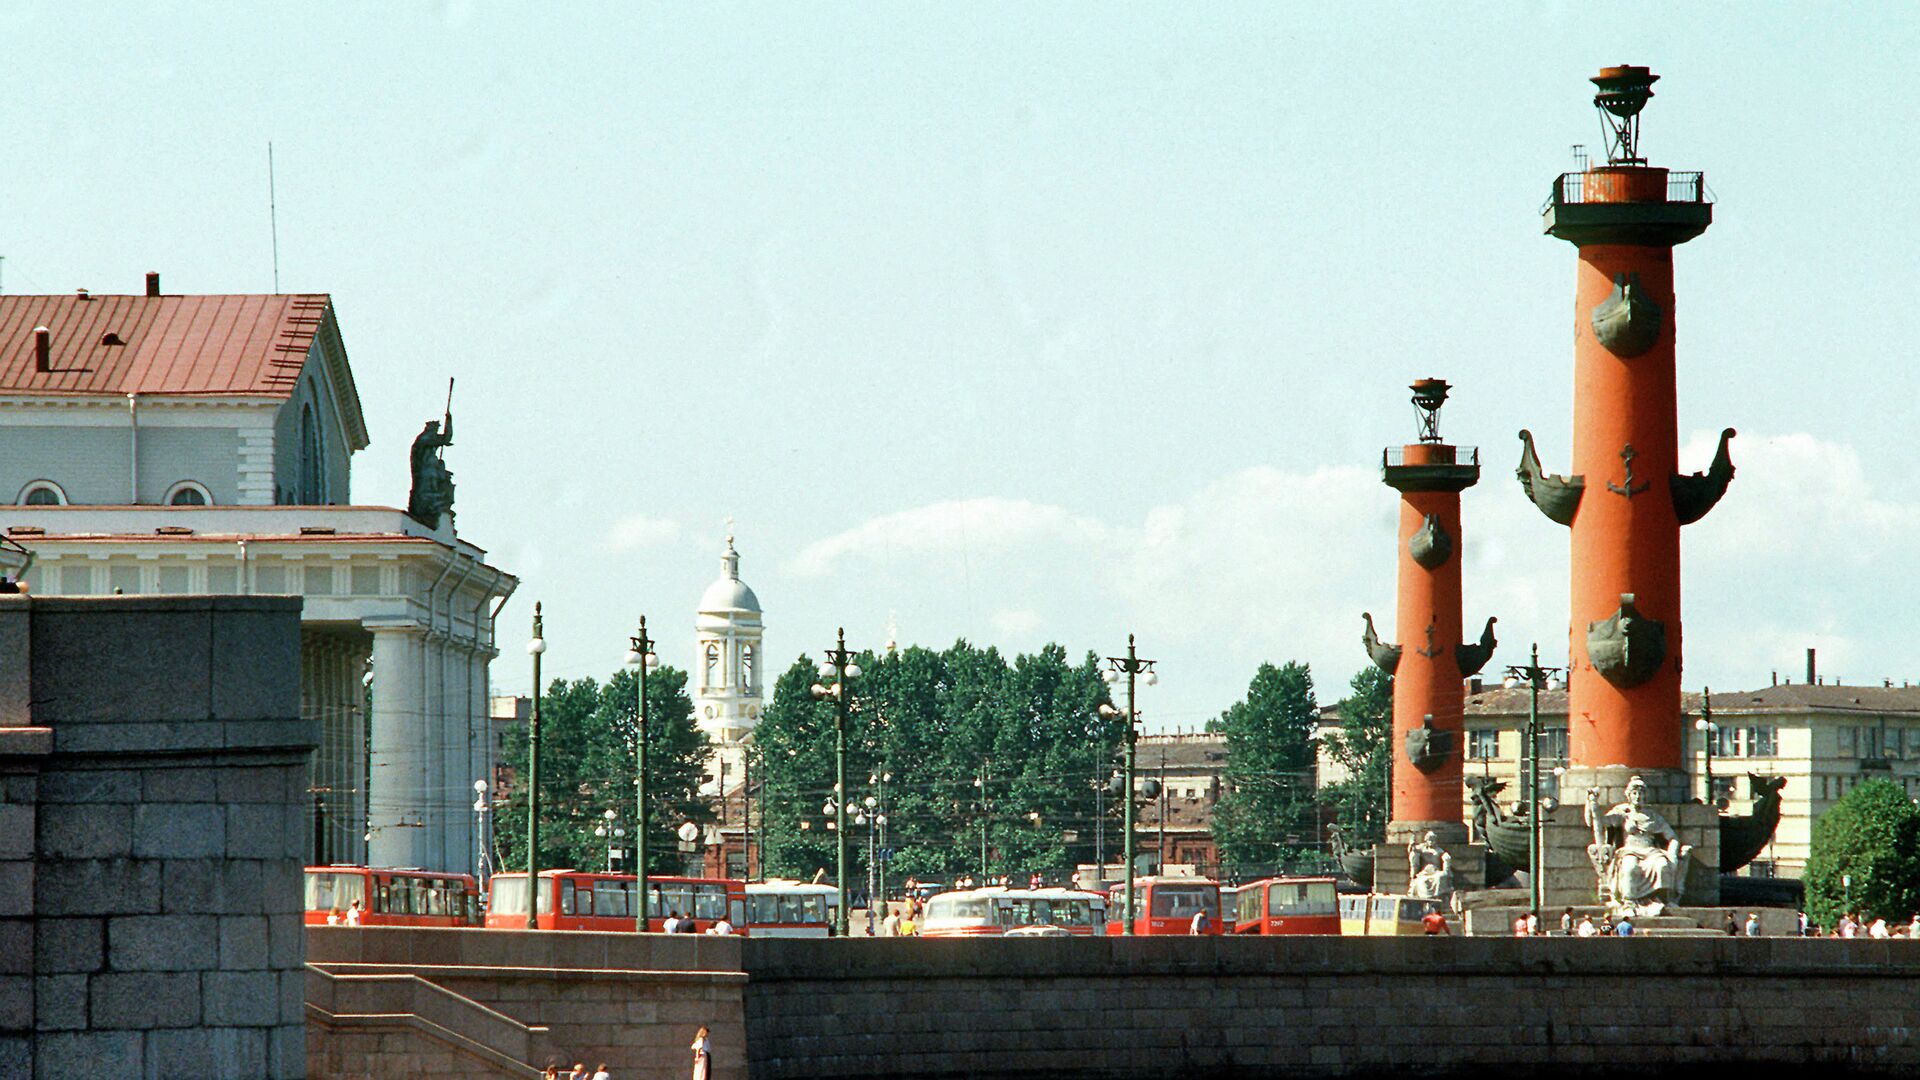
[367,619,429,869]
[437,632,470,876]
[345,636,372,867]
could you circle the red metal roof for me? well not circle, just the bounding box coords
[0,293,333,398]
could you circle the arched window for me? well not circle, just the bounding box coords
[299,402,324,504]
[17,481,66,506]
[704,642,720,689]
[164,481,213,506]
[739,644,755,692]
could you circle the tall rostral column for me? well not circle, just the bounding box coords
[1364,379,1497,863]
[1518,66,1735,810]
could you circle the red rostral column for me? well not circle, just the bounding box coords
[1518,66,1735,804]
[1365,379,1497,843]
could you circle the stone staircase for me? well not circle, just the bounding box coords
[306,965,554,1079]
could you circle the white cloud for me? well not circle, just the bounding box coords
[783,431,1920,726]
[603,514,681,553]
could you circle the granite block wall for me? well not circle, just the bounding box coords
[0,595,312,1080]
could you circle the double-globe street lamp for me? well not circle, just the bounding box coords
[1098,635,1157,936]
[1503,643,1563,925]
[625,617,661,932]
[855,796,887,921]
[594,808,626,873]
[809,629,862,937]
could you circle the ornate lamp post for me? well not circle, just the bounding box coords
[1503,643,1562,924]
[523,604,547,930]
[1099,635,1157,935]
[810,629,862,936]
[625,617,660,930]
[472,779,492,887]
[1695,689,1718,808]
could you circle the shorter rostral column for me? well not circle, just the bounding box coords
[1363,378,1497,877]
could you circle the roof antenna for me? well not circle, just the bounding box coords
[268,142,281,294]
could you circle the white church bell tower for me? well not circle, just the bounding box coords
[694,531,763,748]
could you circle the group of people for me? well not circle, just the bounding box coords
[542,1024,712,1080]
[877,899,923,936]
[661,910,735,935]
[1824,912,1920,938]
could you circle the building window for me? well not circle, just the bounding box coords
[1746,726,1777,758]
[1467,729,1499,761]
[17,481,66,505]
[300,401,325,504]
[164,481,212,506]
[739,644,755,692]
[704,642,720,689]
[1540,726,1569,762]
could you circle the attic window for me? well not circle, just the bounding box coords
[101,332,125,346]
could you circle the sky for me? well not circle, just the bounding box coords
[4,5,1918,730]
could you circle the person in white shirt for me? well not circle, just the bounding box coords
[706,918,734,936]
[1189,908,1210,935]
[690,1025,712,1080]
[591,1064,610,1080]
[344,900,363,927]
[1576,916,1598,938]
[881,910,901,937]
[662,911,682,935]
[1524,912,1540,936]
[1869,917,1891,939]
[1744,912,1762,937]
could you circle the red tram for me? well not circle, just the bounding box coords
[483,870,746,933]
[1230,876,1340,935]
[303,866,483,927]
[1104,875,1224,935]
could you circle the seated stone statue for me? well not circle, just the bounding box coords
[1585,775,1691,917]
[1406,830,1454,901]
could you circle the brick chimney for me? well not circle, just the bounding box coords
[33,327,50,372]
[145,271,160,297]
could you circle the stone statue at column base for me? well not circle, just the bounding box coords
[1585,774,1691,917]
[1406,830,1455,902]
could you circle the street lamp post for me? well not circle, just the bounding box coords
[1695,688,1717,808]
[625,617,660,932]
[1503,643,1562,926]
[523,604,547,930]
[472,779,492,889]
[1100,635,1157,936]
[594,808,619,872]
[810,629,862,937]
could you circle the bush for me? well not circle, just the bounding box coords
[1804,777,1920,927]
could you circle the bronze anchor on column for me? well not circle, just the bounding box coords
[1607,444,1649,499]
[1415,621,1442,658]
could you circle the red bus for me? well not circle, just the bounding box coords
[1231,876,1340,935]
[1104,876,1224,935]
[304,866,483,927]
[483,870,747,933]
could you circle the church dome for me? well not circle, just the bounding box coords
[699,538,761,614]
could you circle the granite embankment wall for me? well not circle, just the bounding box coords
[308,930,1920,1079]
[306,928,746,1080]
[742,936,1920,1078]
[1,596,312,1080]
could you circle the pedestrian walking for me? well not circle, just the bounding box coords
[1525,912,1540,936]
[1576,915,1598,937]
[1722,912,1739,935]
[1189,907,1210,935]
[1796,910,1810,937]
[592,1065,610,1080]
[344,900,363,927]
[1421,909,1449,935]
[690,1024,712,1080]
[881,909,900,937]
[1615,915,1634,937]
[1559,908,1573,936]
[1744,912,1761,937]
[1869,917,1891,939]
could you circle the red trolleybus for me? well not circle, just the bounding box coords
[483,870,746,933]
[1231,876,1340,935]
[998,888,1108,936]
[1104,876,1223,935]
[303,866,483,927]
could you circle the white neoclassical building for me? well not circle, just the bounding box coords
[0,279,516,873]
[694,535,763,786]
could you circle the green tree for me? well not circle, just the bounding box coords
[1804,777,1920,927]
[751,640,1119,892]
[1210,661,1320,874]
[495,665,711,876]
[1321,666,1393,846]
